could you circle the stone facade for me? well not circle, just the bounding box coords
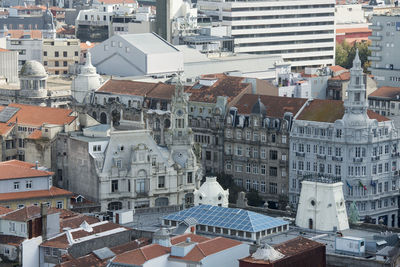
[57,82,201,211]
[289,51,400,226]
[224,95,307,208]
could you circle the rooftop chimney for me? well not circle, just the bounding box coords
[41,203,48,241]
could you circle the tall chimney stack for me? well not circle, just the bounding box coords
[41,203,48,241]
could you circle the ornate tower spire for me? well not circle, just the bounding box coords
[343,49,368,115]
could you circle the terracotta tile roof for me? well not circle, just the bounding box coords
[60,214,99,230]
[0,205,59,222]
[4,30,42,39]
[97,79,159,96]
[0,235,25,246]
[11,5,46,10]
[0,160,53,180]
[42,222,129,249]
[171,237,242,262]
[0,186,73,203]
[330,71,351,81]
[329,65,347,73]
[0,206,12,215]
[369,86,400,99]
[187,74,250,103]
[297,99,390,123]
[146,83,176,100]
[234,94,307,117]
[57,239,149,267]
[344,37,370,45]
[27,129,43,139]
[0,48,9,52]
[336,27,372,34]
[112,244,171,265]
[57,27,75,35]
[170,233,210,245]
[0,103,77,132]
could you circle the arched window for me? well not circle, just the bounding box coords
[164,119,171,128]
[100,112,107,124]
[92,111,97,120]
[108,201,122,211]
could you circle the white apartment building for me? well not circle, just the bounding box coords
[289,51,399,227]
[197,0,336,69]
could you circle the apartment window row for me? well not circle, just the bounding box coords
[228,163,285,177]
[232,20,334,30]
[224,12,334,22]
[241,179,279,195]
[237,38,334,48]
[293,161,341,175]
[234,29,334,39]
[230,4,334,12]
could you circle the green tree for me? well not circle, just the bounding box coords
[246,190,265,207]
[335,41,371,73]
[348,201,360,224]
[208,173,243,203]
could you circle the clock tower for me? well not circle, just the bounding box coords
[167,77,192,145]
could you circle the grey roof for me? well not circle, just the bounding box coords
[20,60,47,78]
[251,97,267,116]
[92,247,115,260]
[164,205,288,233]
[119,33,179,54]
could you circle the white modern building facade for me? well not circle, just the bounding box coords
[197,0,336,69]
[368,11,400,87]
[289,52,400,227]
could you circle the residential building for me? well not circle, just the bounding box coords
[224,94,307,207]
[163,205,289,242]
[0,7,55,39]
[90,33,184,77]
[0,102,96,170]
[0,60,72,107]
[108,232,249,267]
[0,160,73,209]
[42,38,80,75]
[289,51,399,226]
[368,86,400,120]
[368,10,400,87]
[1,30,43,70]
[54,239,149,267]
[197,0,336,70]
[0,48,18,84]
[239,237,326,267]
[57,82,201,211]
[75,0,138,42]
[40,220,136,266]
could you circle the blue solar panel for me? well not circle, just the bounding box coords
[163,205,288,233]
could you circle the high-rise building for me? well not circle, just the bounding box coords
[197,0,336,70]
[368,10,400,87]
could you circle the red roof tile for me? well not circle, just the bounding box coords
[0,104,77,135]
[297,99,390,123]
[234,94,307,117]
[0,206,12,215]
[329,65,347,73]
[187,74,250,103]
[27,129,43,139]
[0,186,73,203]
[170,237,242,262]
[369,86,400,99]
[0,205,59,222]
[336,27,372,34]
[98,0,136,4]
[330,72,351,81]
[112,244,171,265]
[0,235,25,246]
[4,30,42,39]
[0,160,53,180]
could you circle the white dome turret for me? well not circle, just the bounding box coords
[194,176,229,207]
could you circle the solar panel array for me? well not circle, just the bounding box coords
[0,107,20,123]
[164,205,288,232]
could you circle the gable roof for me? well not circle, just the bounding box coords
[0,187,73,204]
[369,86,400,99]
[297,99,390,123]
[118,33,179,54]
[234,94,307,117]
[0,205,58,222]
[111,243,170,265]
[163,205,288,233]
[170,237,242,262]
[187,74,250,103]
[97,79,176,100]
[0,160,53,180]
